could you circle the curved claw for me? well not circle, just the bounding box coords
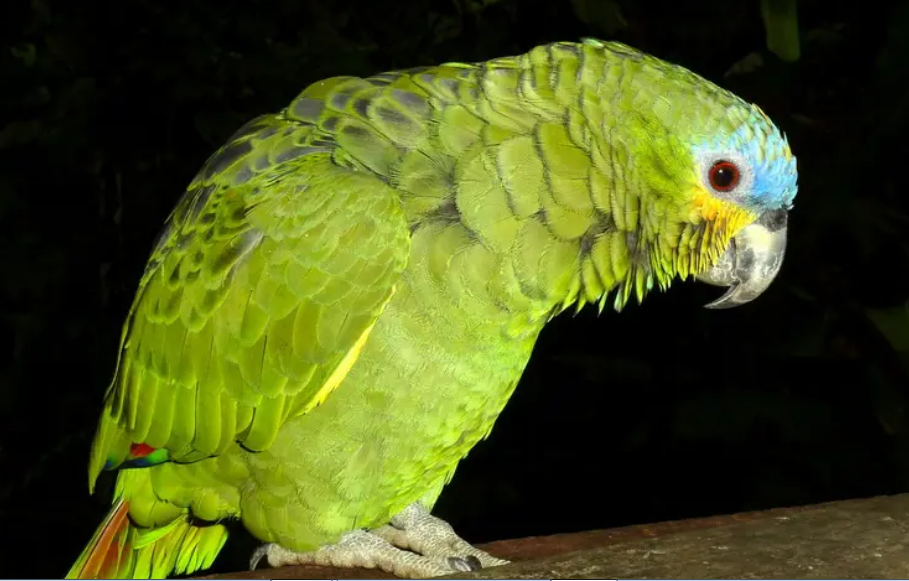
[696,209,788,309]
[448,555,483,572]
[249,544,271,571]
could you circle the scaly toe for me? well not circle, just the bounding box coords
[373,502,509,570]
[247,532,469,579]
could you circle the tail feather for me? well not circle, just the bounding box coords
[67,498,131,579]
[66,499,229,579]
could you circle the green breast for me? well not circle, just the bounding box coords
[235,211,552,551]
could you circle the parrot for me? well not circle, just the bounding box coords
[66,38,798,580]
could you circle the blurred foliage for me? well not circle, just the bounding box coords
[762,0,801,61]
[571,0,628,35]
[2,0,909,578]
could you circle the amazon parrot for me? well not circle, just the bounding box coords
[66,38,798,579]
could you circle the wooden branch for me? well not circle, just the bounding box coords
[197,494,909,579]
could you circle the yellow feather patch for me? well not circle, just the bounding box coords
[691,187,723,222]
[299,287,391,416]
[688,187,757,274]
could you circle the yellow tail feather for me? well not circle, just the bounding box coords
[66,499,229,579]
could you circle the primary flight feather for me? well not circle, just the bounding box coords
[67,38,798,579]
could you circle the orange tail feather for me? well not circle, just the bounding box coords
[66,497,230,579]
[66,499,132,579]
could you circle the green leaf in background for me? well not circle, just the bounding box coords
[0,120,44,148]
[724,51,765,77]
[463,0,503,14]
[10,43,37,67]
[867,304,909,353]
[570,0,627,35]
[866,303,909,379]
[761,0,801,61]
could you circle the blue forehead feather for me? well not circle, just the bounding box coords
[693,107,798,212]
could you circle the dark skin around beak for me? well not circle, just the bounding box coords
[695,209,788,309]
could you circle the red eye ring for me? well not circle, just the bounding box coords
[708,160,740,192]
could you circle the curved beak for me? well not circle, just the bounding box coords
[695,209,788,309]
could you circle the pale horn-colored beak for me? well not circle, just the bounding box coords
[695,209,788,309]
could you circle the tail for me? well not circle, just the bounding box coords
[66,498,229,579]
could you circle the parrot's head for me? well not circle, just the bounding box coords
[628,73,799,309]
[686,104,797,309]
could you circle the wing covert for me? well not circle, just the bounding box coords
[91,112,410,481]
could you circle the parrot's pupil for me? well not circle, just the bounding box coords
[710,161,739,191]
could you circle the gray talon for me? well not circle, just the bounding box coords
[249,545,269,570]
[447,556,477,572]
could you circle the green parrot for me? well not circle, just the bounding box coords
[67,38,797,579]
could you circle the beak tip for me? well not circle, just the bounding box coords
[702,283,748,309]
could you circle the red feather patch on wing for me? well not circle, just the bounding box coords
[129,442,156,458]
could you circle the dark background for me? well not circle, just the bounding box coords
[3,0,909,577]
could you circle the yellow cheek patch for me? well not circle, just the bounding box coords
[692,188,724,221]
[690,187,757,244]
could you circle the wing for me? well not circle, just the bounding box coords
[89,112,411,483]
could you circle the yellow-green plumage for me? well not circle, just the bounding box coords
[69,39,797,579]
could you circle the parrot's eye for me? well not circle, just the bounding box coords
[708,160,740,192]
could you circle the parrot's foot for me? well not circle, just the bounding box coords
[371,502,508,570]
[250,530,481,578]
[249,503,508,579]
